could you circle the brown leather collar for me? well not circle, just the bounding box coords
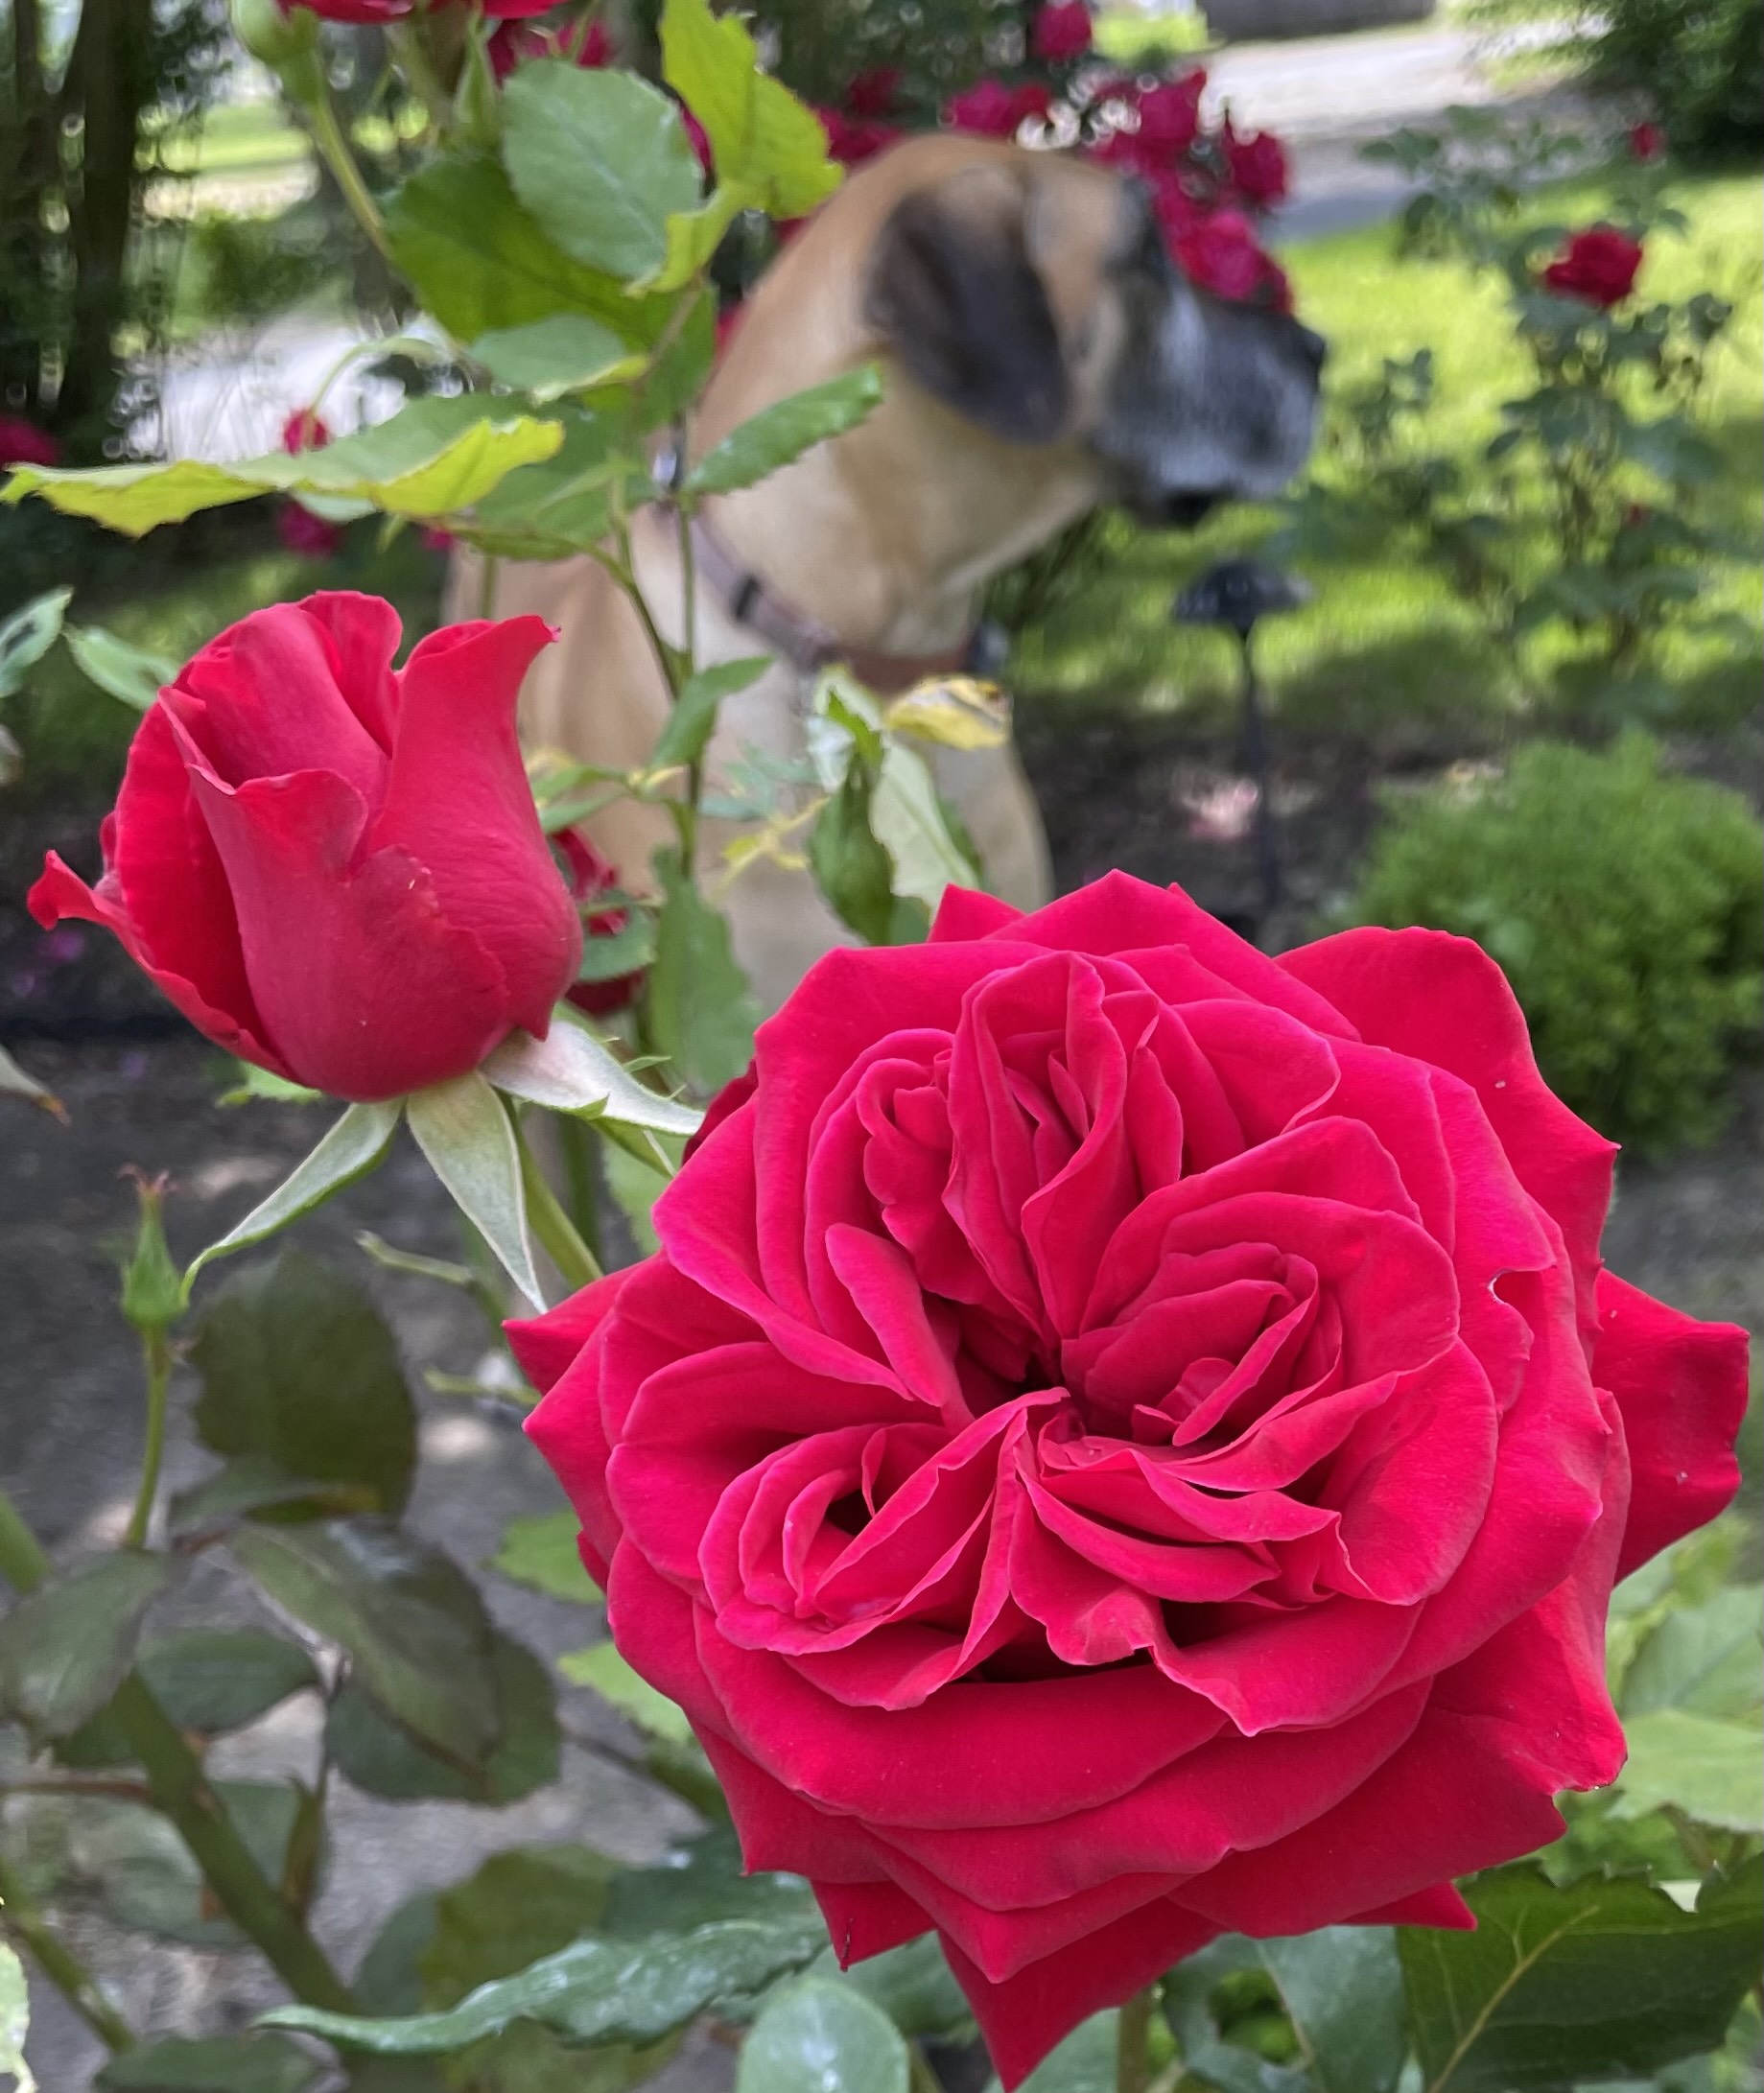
[689,515,974,697]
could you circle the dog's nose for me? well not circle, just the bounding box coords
[1294,324,1328,377]
[1159,489,1221,529]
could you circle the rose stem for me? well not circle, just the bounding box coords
[1117,1985,1157,2093]
[0,1488,358,2014]
[122,1325,171,1550]
[0,1845,134,2052]
[514,1114,604,1290]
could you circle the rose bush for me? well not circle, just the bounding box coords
[518,873,1747,2086]
[29,593,581,1100]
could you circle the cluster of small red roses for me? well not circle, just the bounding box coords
[804,7,1293,314]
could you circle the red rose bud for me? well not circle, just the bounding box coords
[1541,225,1643,308]
[1174,207,1293,312]
[28,594,580,1101]
[1630,120,1666,161]
[280,405,330,455]
[557,829,644,1016]
[944,78,1049,137]
[1222,116,1289,206]
[517,872,1747,2089]
[278,0,555,16]
[1030,0,1094,61]
[275,501,343,558]
[845,64,901,118]
[0,414,59,469]
[715,303,745,357]
[420,524,457,553]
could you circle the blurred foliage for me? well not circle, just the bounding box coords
[1346,734,1763,1153]
[1469,0,1764,160]
[0,0,229,453]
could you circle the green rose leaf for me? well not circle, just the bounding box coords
[2,397,564,536]
[684,365,882,500]
[420,1846,618,2003]
[810,741,929,949]
[604,1826,814,1940]
[1257,1928,1407,2093]
[483,1007,701,1140]
[86,1779,313,1948]
[231,1518,501,1767]
[470,316,642,401]
[188,1249,416,1519]
[659,0,840,220]
[649,655,772,773]
[0,585,70,699]
[0,1551,179,1742]
[139,1627,318,1735]
[0,1945,31,2093]
[646,846,758,1094]
[503,61,702,281]
[559,1642,693,1745]
[325,1631,557,1806]
[1399,1858,1764,2092]
[804,1934,972,2042]
[263,1915,830,2053]
[1610,1707,1764,1834]
[62,623,176,711]
[406,1070,543,1308]
[488,1509,602,1604]
[451,407,656,560]
[97,2034,325,2093]
[1619,1582,1763,1720]
[736,1977,909,2093]
[387,154,671,343]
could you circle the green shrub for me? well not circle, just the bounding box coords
[1346,734,1762,1152]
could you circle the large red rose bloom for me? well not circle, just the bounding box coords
[29,594,581,1100]
[1542,225,1644,308]
[518,875,1746,2086]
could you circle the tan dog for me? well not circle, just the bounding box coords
[450,133,1324,1008]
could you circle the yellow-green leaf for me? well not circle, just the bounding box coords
[4,397,564,538]
[659,0,840,221]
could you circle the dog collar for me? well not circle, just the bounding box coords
[684,510,985,697]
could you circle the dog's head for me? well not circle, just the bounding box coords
[859,142,1324,527]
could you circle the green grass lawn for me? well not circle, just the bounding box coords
[1010,168,1764,746]
[153,97,314,178]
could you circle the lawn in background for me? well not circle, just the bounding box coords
[1010,169,1764,745]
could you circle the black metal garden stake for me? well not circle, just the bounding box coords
[1172,557,1313,930]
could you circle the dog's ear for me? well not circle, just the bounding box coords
[863,167,1070,446]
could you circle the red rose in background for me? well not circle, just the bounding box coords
[846,64,902,118]
[558,829,645,1017]
[1630,121,1666,161]
[1030,1,1094,61]
[281,406,330,455]
[518,872,1748,2087]
[1542,225,1644,308]
[29,594,580,1101]
[0,414,59,469]
[1132,72,1206,159]
[944,79,1050,137]
[817,106,902,166]
[275,504,343,559]
[1174,208,1293,311]
[279,0,553,17]
[491,15,614,77]
[1222,116,1289,205]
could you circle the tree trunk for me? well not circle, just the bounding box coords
[53,0,152,442]
[1,0,56,411]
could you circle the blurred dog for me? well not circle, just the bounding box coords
[451,132,1324,1007]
